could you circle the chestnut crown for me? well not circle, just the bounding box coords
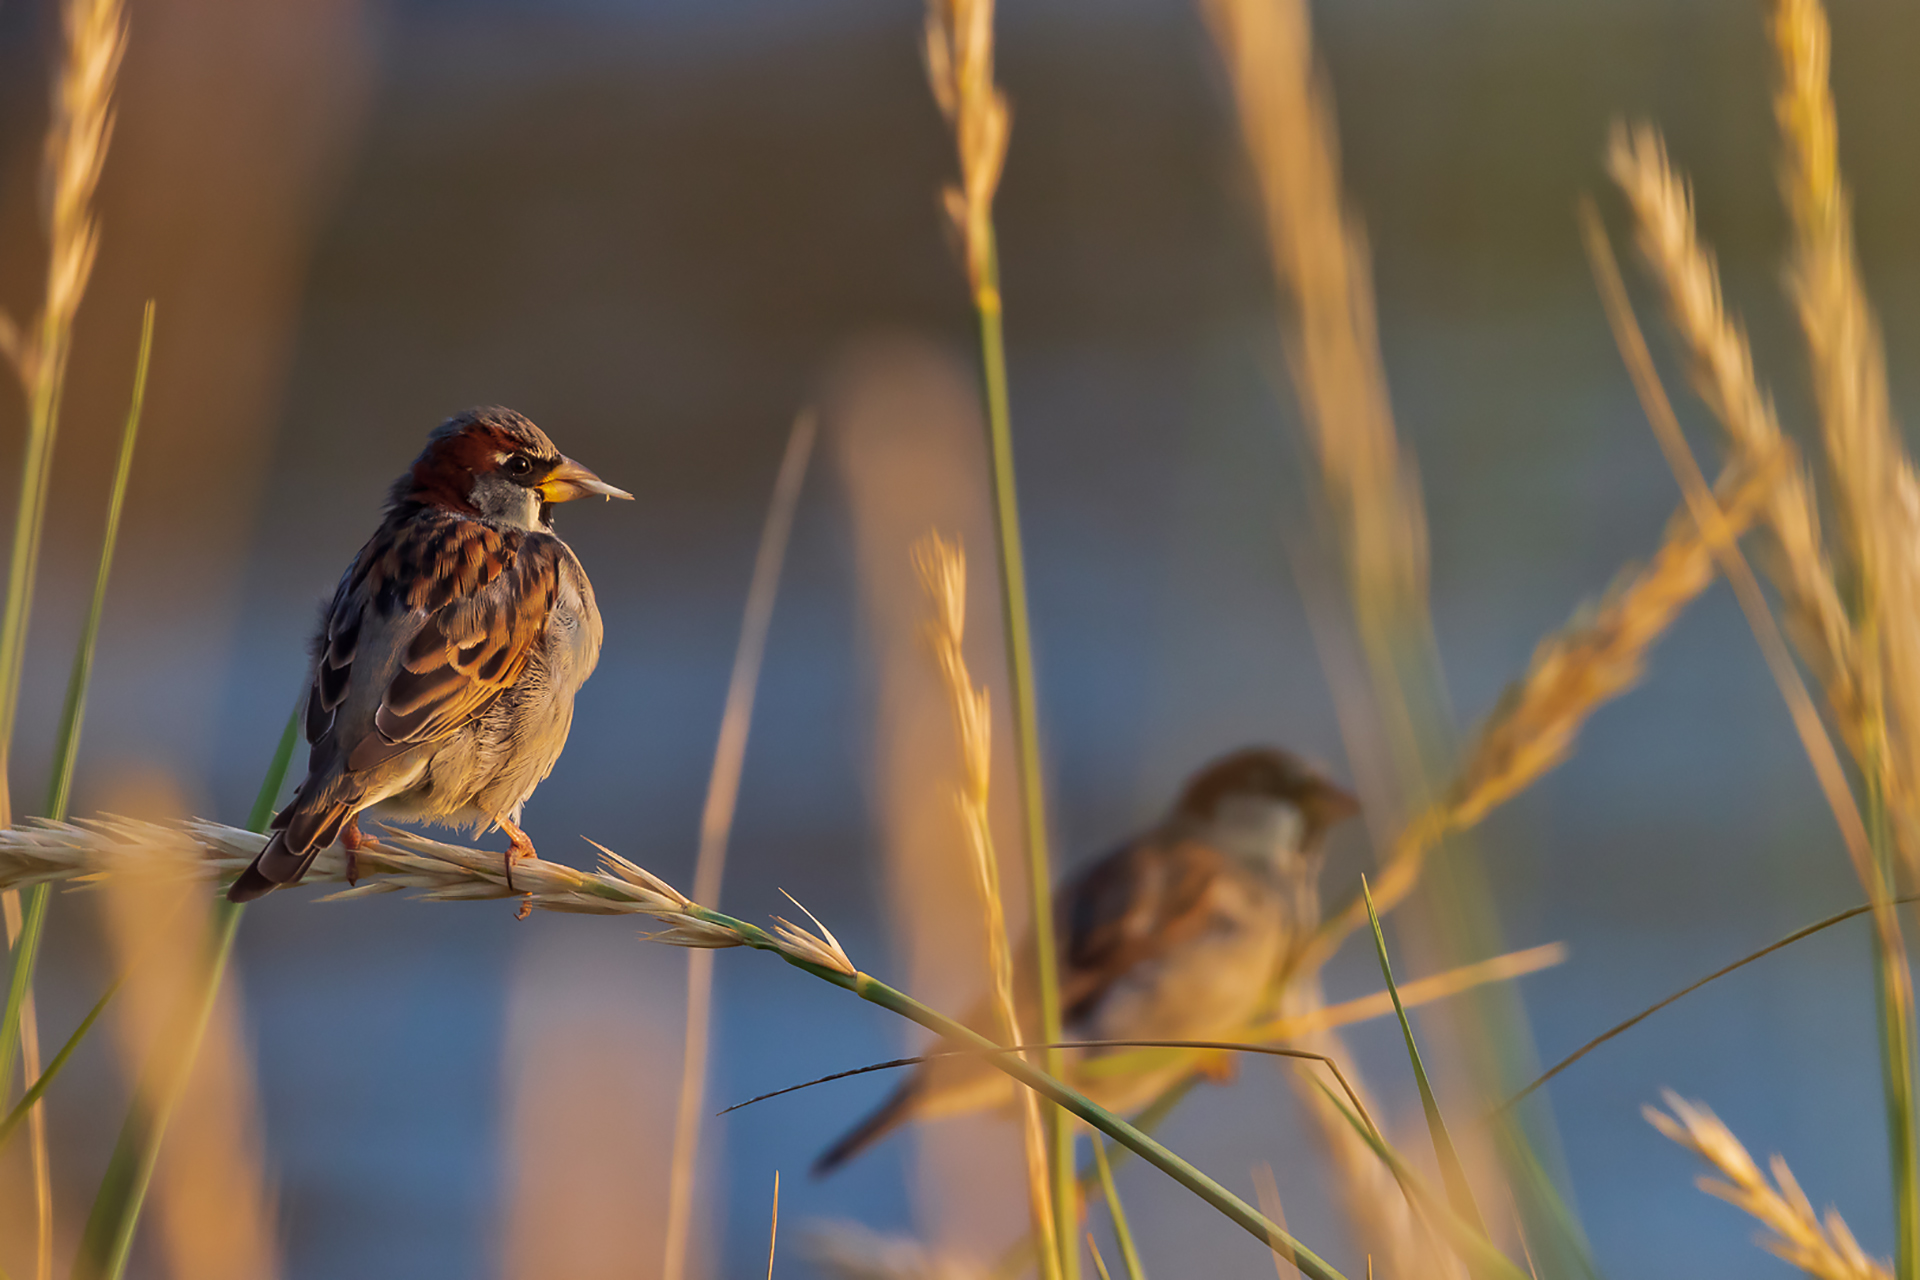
[1173,746,1360,836]
[393,406,630,530]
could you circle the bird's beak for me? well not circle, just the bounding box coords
[539,456,633,503]
[1310,781,1361,827]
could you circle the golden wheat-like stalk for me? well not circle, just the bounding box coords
[38,0,123,356]
[1647,1092,1890,1280]
[1773,0,1879,487]
[1199,0,1428,649]
[1290,454,1780,979]
[1448,461,1777,830]
[1605,123,1857,729]
[913,531,1059,1268]
[0,4,130,1272]
[0,817,856,973]
[0,0,126,389]
[924,0,1010,299]
[1769,0,1920,875]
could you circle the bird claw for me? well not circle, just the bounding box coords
[499,818,537,918]
[340,817,375,886]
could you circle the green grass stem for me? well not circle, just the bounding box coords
[995,1080,1198,1280]
[1091,1137,1146,1280]
[1861,749,1920,1280]
[0,306,153,1145]
[0,979,118,1148]
[1313,1079,1528,1280]
[0,311,69,775]
[72,905,242,1280]
[1085,1234,1113,1280]
[1363,877,1487,1242]
[247,707,300,834]
[693,901,1348,1280]
[972,228,1076,1276]
[45,300,152,822]
[71,706,294,1280]
[0,889,48,1117]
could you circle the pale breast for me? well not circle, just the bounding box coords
[474,546,602,813]
[380,542,603,827]
[1086,871,1284,1036]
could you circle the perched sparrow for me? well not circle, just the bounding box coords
[228,407,631,903]
[813,746,1358,1175]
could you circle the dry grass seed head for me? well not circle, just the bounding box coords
[771,889,857,976]
[1647,1091,1889,1280]
[8,0,129,380]
[0,818,774,947]
[1200,0,1429,639]
[1605,120,1855,718]
[1451,461,1776,827]
[924,0,1009,295]
[912,530,1059,1254]
[1768,0,1920,877]
[914,533,991,803]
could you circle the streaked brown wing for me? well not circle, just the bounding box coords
[1056,834,1232,1025]
[305,512,563,772]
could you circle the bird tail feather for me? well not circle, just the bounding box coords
[226,784,359,903]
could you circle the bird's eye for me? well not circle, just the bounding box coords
[504,454,533,478]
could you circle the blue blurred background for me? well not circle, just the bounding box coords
[3,0,1918,1275]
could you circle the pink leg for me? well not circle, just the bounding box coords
[341,816,374,886]
[499,817,536,918]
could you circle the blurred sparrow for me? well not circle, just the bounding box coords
[814,746,1358,1174]
[228,407,631,903]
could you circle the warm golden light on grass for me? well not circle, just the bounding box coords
[3,0,1918,1272]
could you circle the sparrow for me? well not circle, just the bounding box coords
[813,745,1358,1175]
[228,407,631,903]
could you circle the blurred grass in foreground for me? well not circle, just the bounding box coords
[3,0,1920,1274]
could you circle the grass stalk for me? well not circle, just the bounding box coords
[1585,137,1920,1268]
[1866,764,1920,1280]
[1648,1092,1890,1279]
[73,904,243,1280]
[1074,943,1563,1085]
[922,1,1075,1265]
[75,813,1344,1280]
[0,0,127,791]
[1312,1080,1528,1280]
[1362,878,1486,1241]
[0,300,148,1280]
[0,891,49,1149]
[0,297,150,1096]
[734,925,1348,1279]
[918,531,1061,1276]
[0,6,128,1271]
[1768,0,1920,1265]
[70,708,294,1280]
[1090,1138,1146,1280]
[1203,0,1603,1263]
[974,242,1077,1277]
[1510,895,1918,1109]
[1604,124,1856,727]
[0,979,117,1147]
[1085,1234,1113,1280]
[661,412,814,1280]
[45,300,152,823]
